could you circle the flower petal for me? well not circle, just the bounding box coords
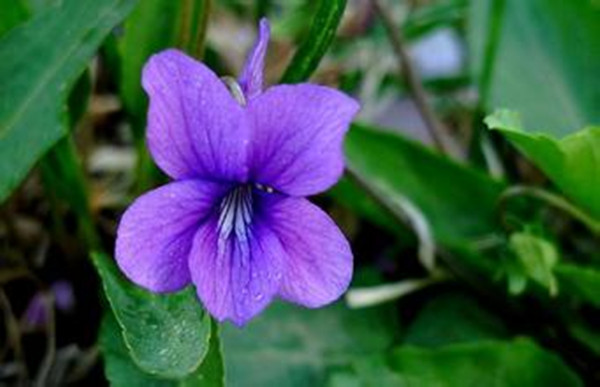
[143,49,250,182]
[248,84,359,196]
[116,180,227,293]
[189,212,285,326]
[264,196,353,307]
[238,18,270,101]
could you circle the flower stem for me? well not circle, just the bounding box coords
[478,0,506,109]
[499,186,600,235]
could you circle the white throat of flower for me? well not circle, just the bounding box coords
[218,185,254,244]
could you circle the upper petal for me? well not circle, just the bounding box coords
[189,211,285,326]
[248,84,359,196]
[238,18,270,101]
[143,49,250,182]
[263,196,353,307]
[115,179,227,293]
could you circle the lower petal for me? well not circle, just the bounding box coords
[115,180,227,293]
[189,214,285,326]
[264,197,353,307]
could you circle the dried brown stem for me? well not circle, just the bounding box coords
[0,289,27,382]
[371,0,464,159]
[34,292,56,387]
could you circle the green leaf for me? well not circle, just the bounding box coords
[347,339,582,386]
[403,292,509,347]
[222,301,399,386]
[555,263,600,308]
[486,110,600,219]
[345,123,505,244]
[508,232,559,296]
[280,0,347,83]
[0,0,29,37]
[100,312,174,387]
[504,257,528,296]
[92,252,211,379]
[0,0,138,202]
[100,314,224,386]
[180,321,225,387]
[469,0,600,137]
[27,0,62,12]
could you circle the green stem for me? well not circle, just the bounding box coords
[193,0,212,59]
[469,0,506,172]
[132,126,158,194]
[478,0,506,109]
[177,0,212,59]
[499,186,600,235]
[40,136,101,250]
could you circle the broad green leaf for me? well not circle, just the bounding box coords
[486,110,600,219]
[403,292,508,347]
[180,321,225,387]
[92,252,211,379]
[100,314,224,387]
[0,0,138,202]
[344,339,582,386]
[222,301,399,386]
[27,0,61,12]
[100,312,174,387]
[509,232,559,296]
[0,0,29,36]
[280,0,347,83]
[555,263,600,308]
[345,123,505,244]
[469,0,600,136]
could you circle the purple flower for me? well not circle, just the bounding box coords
[23,281,75,329]
[115,19,359,326]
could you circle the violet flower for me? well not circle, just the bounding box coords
[23,281,75,329]
[115,19,359,326]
